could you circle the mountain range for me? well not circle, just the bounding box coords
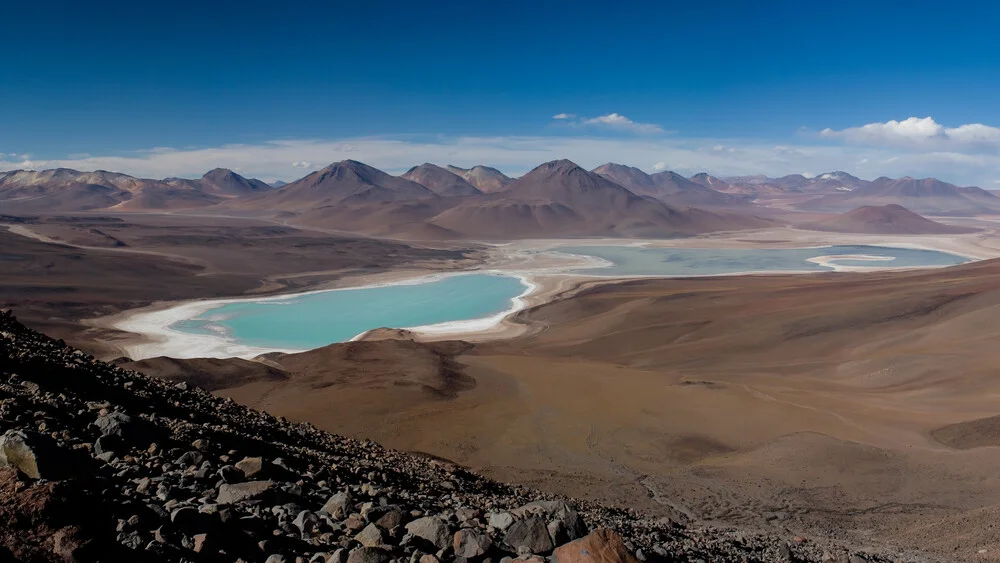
[0,168,273,212]
[1,160,995,237]
[593,163,748,208]
[715,171,1000,215]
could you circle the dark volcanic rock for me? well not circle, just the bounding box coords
[0,310,902,563]
[505,516,554,555]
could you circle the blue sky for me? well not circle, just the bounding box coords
[3,0,1000,185]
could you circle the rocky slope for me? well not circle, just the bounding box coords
[0,310,898,562]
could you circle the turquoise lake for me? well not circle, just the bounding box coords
[167,245,970,352]
[170,273,528,350]
[559,245,970,276]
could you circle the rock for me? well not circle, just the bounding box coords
[0,430,70,479]
[346,547,392,563]
[94,411,153,446]
[235,456,266,479]
[94,434,121,456]
[169,506,205,534]
[218,465,245,483]
[488,512,515,531]
[551,528,638,563]
[344,514,366,532]
[294,510,320,535]
[266,555,288,563]
[355,523,389,547]
[505,516,554,555]
[369,506,406,530]
[455,507,481,523]
[513,500,587,541]
[419,555,440,563]
[405,516,451,551]
[176,450,204,467]
[320,490,353,519]
[454,528,491,558]
[216,480,274,504]
[548,520,568,546]
[94,411,131,435]
[192,533,212,553]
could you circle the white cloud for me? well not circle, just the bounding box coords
[652,162,667,171]
[291,161,311,168]
[551,112,664,135]
[821,116,1000,151]
[581,113,663,134]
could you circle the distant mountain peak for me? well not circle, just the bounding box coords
[401,163,481,197]
[445,164,513,193]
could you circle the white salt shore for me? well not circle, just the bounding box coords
[110,271,543,361]
[102,234,996,361]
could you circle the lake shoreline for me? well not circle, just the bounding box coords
[96,230,997,360]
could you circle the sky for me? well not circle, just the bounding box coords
[3,0,1000,185]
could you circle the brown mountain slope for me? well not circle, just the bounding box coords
[807,176,1000,215]
[228,160,436,212]
[446,165,514,193]
[0,169,222,212]
[688,172,729,189]
[0,168,271,211]
[401,163,482,196]
[801,204,977,234]
[195,168,273,197]
[593,163,745,208]
[429,160,771,238]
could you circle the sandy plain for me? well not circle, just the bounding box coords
[9,213,1000,561]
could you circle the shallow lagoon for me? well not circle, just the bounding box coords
[559,244,970,276]
[164,245,970,355]
[170,273,528,350]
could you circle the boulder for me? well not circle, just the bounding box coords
[355,523,388,547]
[487,512,515,531]
[0,430,71,479]
[94,411,154,446]
[454,527,492,558]
[216,480,274,504]
[551,528,638,563]
[294,510,320,535]
[513,500,587,541]
[346,547,392,563]
[93,434,122,456]
[234,456,266,479]
[368,506,406,530]
[320,490,353,519]
[405,516,451,551]
[505,516,554,555]
[175,450,204,468]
